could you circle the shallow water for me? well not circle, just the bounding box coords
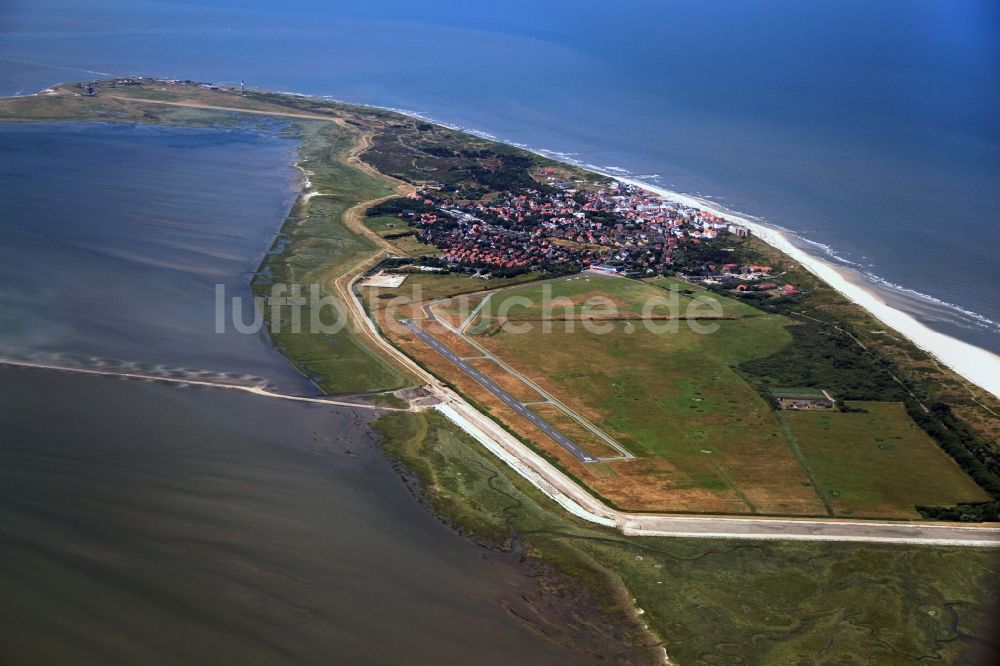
[0,122,313,392]
[1,0,997,353]
[0,367,590,664]
[0,122,598,663]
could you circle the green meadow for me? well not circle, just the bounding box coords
[784,402,989,518]
[254,121,411,394]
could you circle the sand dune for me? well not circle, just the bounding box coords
[614,177,1000,400]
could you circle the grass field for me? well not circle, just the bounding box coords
[363,215,440,257]
[363,271,539,313]
[364,266,818,514]
[462,275,993,518]
[468,275,769,342]
[375,410,1000,665]
[785,402,990,518]
[471,310,837,514]
[363,214,408,234]
[255,121,413,394]
[478,274,672,319]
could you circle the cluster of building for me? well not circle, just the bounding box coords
[399,180,753,276]
[90,77,230,92]
[780,397,834,410]
[406,202,596,271]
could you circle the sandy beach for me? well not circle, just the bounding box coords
[348,102,1000,402]
[11,84,996,400]
[610,176,1000,400]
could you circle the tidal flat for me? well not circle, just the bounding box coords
[0,120,613,664]
[2,84,998,664]
[0,121,312,392]
[0,367,601,664]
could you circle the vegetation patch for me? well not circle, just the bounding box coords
[472,316,833,515]
[785,402,989,518]
[374,411,1000,665]
[253,121,411,393]
[363,214,441,257]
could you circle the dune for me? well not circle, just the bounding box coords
[613,176,1000,400]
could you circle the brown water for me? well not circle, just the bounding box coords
[0,367,594,664]
[0,122,600,663]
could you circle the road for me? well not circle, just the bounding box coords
[117,108,995,548]
[401,319,598,463]
[617,513,1000,546]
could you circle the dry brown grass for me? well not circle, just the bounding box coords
[466,358,545,403]
[420,321,484,358]
[530,404,625,459]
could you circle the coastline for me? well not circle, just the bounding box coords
[608,177,1000,400]
[3,81,998,663]
[334,94,1000,400]
[7,83,997,399]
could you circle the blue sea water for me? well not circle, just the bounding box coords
[2,0,998,352]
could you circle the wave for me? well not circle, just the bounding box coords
[795,236,868,269]
[859,272,1000,332]
[262,87,1000,351]
[754,229,999,333]
[0,56,114,79]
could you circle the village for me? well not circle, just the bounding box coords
[378,176,806,299]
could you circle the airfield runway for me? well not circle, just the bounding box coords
[401,319,598,463]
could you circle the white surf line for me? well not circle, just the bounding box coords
[0,57,114,79]
[0,359,407,411]
[608,176,1000,400]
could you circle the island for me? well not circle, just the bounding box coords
[3,78,999,664]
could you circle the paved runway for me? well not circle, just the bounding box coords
[402,320,597,463]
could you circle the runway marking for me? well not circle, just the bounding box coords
[402,320,601,463]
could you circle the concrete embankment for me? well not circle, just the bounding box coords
[433,404,1000,548]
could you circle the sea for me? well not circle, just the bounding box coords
[0,1,998,659]
[0,122,597,663]
[1,0,997,355]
